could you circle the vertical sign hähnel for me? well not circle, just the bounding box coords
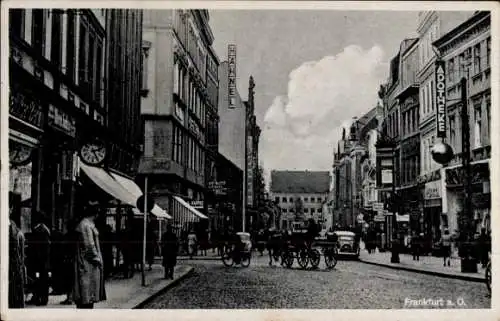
[228,44,237,109]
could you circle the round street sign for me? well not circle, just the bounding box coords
[136,195,154,212]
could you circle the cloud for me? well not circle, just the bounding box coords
[261,45,386,182]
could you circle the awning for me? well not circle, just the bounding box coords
[173,196,208,220]
[110,172,171,219]
[80,162,171,219]
[80,162,136,205]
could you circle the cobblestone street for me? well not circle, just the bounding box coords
[144,255,490,309]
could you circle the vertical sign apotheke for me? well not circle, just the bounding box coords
[228,44,237,109]
[435,61,446,138]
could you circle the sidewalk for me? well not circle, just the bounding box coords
[359,249,486,282]
[177,250,221,260]
[26,264,193,309]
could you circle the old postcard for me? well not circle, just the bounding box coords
[1,1,498,321]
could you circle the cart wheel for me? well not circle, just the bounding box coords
[325,251,337,269]
[310,249,320,268]
[241,254,251,268]
[485,261,491,294]
[222,253,234,267]
[297,249,309,269]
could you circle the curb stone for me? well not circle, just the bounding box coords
[132,267,194,309]
[359,259,485,283]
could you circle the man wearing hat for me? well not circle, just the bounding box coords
[27,211,51,306]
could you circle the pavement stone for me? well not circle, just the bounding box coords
[358,249,486,282]
[25,264,193,309]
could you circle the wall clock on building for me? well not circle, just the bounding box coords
[9,144,33,167]
[79,141,107,166]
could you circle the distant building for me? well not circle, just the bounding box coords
[270,170,330,230]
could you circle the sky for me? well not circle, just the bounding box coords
[209,10,419,182]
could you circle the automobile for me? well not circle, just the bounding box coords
[334,231,360,259]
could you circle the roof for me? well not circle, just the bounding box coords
[270,170,330,194]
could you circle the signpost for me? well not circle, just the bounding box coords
[435,61,446,138]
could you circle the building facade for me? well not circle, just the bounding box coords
[433,11,491,236]
[8,9,127,234]
[394,38,421,234]
[270,170,329,230]
[416,11,472,244]
[140,10,217,233]
[217,59,246,231]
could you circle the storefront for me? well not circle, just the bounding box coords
[8,75,45,234]
[444,160,491,236]
[423,180,442,245]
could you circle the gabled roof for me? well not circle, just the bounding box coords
[270,170,330,194]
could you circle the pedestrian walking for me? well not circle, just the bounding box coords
[440,229,452,267]
[9,196,26,309]
[72,199,106,309]
[27,211,51,306]
[410,232,421,261]
[187,230,197,258]
[161,225,178,279]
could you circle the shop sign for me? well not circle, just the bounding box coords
[435,60,446,138]
[424,181,441,199]
[48,105,76,137]
[228,44,236,109]
[189,200,204,208]
[9,90,44,129]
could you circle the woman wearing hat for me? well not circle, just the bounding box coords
[72,199,106,308]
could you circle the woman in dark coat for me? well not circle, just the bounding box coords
[9,218,26,308]
[161,225,178,279]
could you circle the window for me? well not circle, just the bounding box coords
[486,95,491,139]
[304,197,309,202]
[78,20,88,85]
[289,197,293,202]
[51,12,62,66]
[486,38,491,67]
[32,9,46,56]
[275,197,279,203]
[311,197,315,202]
[311,208,315,214]
[282,197,286,202]
[474,103,482,148]
[449,115,456,150]
[282,208,287,213]
[317,197,322,202]
[473,44,481,75]
[430,80,435,112]
[66,10,76,81]
[173,63,180,95]
[172,126,183,164]
[447,59,454,82]
[318,208,322,213]
[9,9,24,38]
[304,208,309,213]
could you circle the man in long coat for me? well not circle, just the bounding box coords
[9,213,26,308]
[161,225,178,279]
[72,200,106,309]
